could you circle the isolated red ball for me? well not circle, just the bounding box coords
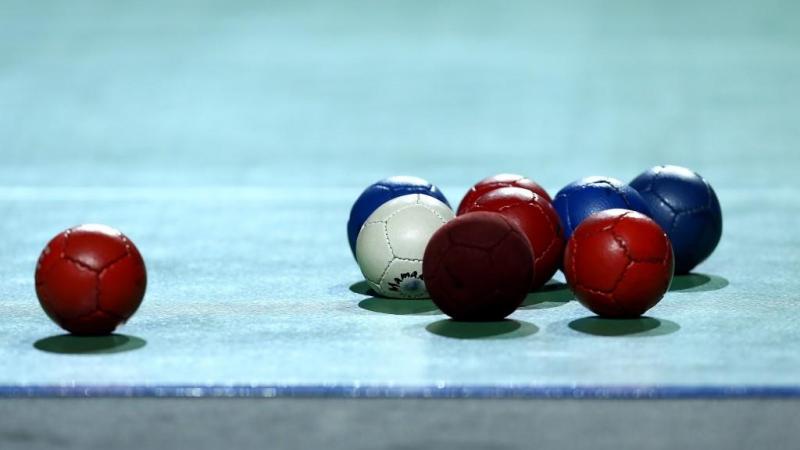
[563,209,674,318]
[423,212,533,321]
[465,187,565,290]
[457,173,551,215]
[35,224,147,335]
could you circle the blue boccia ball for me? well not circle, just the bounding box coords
[347,176,450,257]
[553,176,652,239]
[630,165,722,274]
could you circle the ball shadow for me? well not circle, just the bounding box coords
[349,281,378,297]
[352,280,441,315]
[520,282,574,309]
[568,316,680,337]
[358,298,441,315]
[34,334,147,355]
[669,273,729,293]
[426,319,538,340]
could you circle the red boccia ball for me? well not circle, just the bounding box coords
[465,187,565,290]
[35,224,147,335]
[563,209,674,318]
[457,173,551,216]
[423,212,534,321]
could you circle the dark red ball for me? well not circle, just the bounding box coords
[423,212,533,321]
[35,224,147,335]
[457,173,551,215]
[465,187,565,290]
[563,209,674,318]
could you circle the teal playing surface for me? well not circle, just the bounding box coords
[0,0,798,395]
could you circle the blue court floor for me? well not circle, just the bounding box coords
[1,0,799,448]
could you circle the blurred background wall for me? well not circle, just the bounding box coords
[0,0,798,189]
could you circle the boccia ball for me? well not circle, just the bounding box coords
[347,176,450,257]
[424,212,533,321]
[466,187,564,290]
[457,173,551,215]
[553,176,651,239]
[563,209,674,318]
[629,165,722,274]
[35,224,147,335]
[356,194,454,299]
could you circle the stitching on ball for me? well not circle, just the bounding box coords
[586,179,619,192]
[444,240,494,253]
[61,256,102,309]
[577,211,629,242]
[380,222,396,258]
[375,226,395,282]
[424,204,450,223]
[571,212,631,298]
[62,255,100,274]
[98,251,132,277]
[650,184,710,217]
[574,281,614,298]
[612,214,667,265]
[569,237,580,286]
[496,199,561,264]
[639,167,661,193]
[647,189,677,214]
[570,180,634,219]
[96,249,134,311]
[674,204,711,216]
[379,203,417,223]
[376,260,393,288]
[525,200,560,263]
[368,224,394,286]
[607,261,635,303]
[611,232,634,261]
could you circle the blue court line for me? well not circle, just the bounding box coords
[1,385,799,398]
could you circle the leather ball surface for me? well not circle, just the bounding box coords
[35,224,147,335]
[423,212,533,321]
[466,187,565,290]
[457,173,551,215]
[553,176,651,239]
[563,209,674,318]
[630,165,722,274]
[356,194,454,299]
[347,176,450,257]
